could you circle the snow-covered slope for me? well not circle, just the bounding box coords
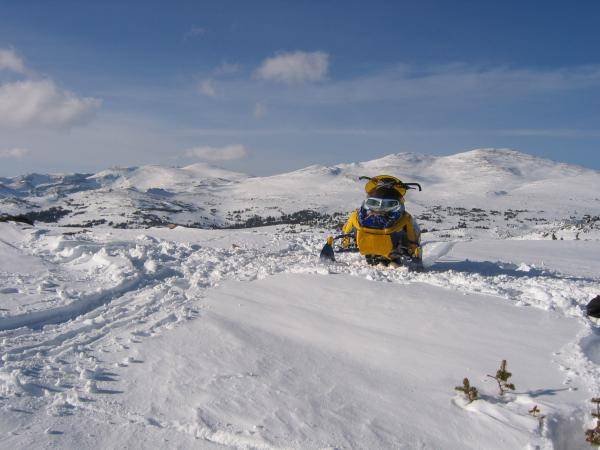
[1,149,600,448]
[2,149,599,237]
[90,163,247,192]
[0,222,599,449]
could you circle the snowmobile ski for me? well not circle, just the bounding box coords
[319,233,357,262]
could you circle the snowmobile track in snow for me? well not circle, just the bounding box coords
[1,224,599,449]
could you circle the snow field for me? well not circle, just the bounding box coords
[0,221,598,449]
[95,274,582,449]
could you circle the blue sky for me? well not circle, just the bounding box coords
[0,0,599,176]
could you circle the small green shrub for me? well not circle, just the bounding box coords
[455,378,478,403]
[586,398,600,446]
[487,360,515,396]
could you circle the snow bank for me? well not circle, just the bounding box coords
[0,216,598,448]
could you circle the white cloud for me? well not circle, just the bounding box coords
[0,79,101,128]
[0,48,26,74]
[255,51,329,84]
[253,102,266,118]
[0,147,29,158]
[264,63,600,106]
[0,47,101,129]
[185,144,248,161]
[198,78,216,97]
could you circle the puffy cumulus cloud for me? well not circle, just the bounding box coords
[255,51,329,85]
[185,144,248,161]
[198,78,216,97]
[0,79,101,128]
[0,147,29,158]
[0,47,101,129]
[0,48,26,74]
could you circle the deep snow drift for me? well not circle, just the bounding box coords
[1,149,600,449]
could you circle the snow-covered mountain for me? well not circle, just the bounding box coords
[2,148,599,240]
[1,148,600,448]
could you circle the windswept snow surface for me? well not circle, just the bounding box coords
[0,221,599,449]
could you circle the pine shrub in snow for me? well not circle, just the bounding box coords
[586,398,600,446]
[528,405,546,429]
[455,377,478,403]
[487,359,515,396]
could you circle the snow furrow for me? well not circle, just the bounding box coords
[0,223,598,449]
[0,275,143,331]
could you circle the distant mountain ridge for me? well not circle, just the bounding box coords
[1,149,599,234]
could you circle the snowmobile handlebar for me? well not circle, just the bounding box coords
[358,176,422,192]
[403,182,422,191]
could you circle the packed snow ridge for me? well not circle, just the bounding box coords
[1,148,600,449]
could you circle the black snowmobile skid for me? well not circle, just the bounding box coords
[319,233,357,261]
[365,254,424,271]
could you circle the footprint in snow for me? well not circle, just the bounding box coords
[0,287,18,294]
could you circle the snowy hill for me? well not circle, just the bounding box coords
[2,149,599,238]
[1,149,600,448]
[89,163,248,192]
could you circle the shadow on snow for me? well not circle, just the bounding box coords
[428,259,596,283]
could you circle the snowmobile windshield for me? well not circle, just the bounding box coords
[364,197,402,212]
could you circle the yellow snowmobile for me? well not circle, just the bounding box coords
[320,175,423,270]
